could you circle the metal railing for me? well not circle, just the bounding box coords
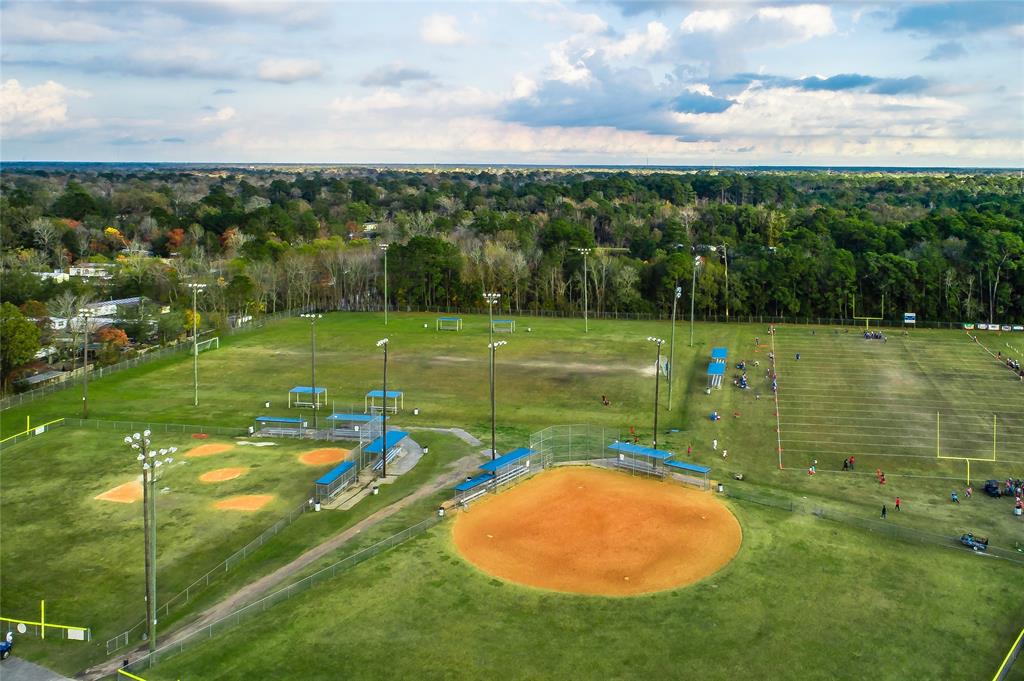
[116,515,442,675]
[69,418,247,438]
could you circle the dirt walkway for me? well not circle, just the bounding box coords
[79,452,484,680]
[403,426,482,447]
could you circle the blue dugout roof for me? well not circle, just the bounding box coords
[479,447,536,472]
[707,363,726,376]
[454,473,494,492]
[665,460,712,475]
[365,431,409,454]
[608,441,673,460]
[326,413,378,422]
[290,386,327,394]
[437,316,461,321]
[710,347,728,359]
[493,319,515,324]
[315,460,355,485]
[366,390,403,399]
[255,416,305,424]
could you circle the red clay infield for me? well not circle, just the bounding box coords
[199,467,247,483]
[452,467,742,596]
[298,448,349,466]
[94,481,143,503]
[214,494,275,511]
[185,443,234,458]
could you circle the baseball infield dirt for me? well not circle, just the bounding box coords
[452,467,742,596]
[185,443,234,458]
[94,481,143,503]
[298,448,349,466]
[214,494,275,511]
[199,467,248,483]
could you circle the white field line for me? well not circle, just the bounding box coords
[783,432,1024,447]
[771,327,783,469]
[782,447,1024,464]
[781,420,1024,432]
[778,468,1000,482]
[776,403,1022,417]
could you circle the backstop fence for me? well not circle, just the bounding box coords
[115,515,442,676]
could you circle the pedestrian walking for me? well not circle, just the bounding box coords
[951,491,960,504]
[713,438,718,451]
[895,497,901,511]
[687,444,692,455]
[842,458,849,471]
[965,485,973,498]
[881,505,887,519]
[849,455,855,470]
[722,449,728,459]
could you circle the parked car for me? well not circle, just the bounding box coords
[960,533,989,552]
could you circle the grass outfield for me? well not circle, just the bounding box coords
[1,312,1022,677]
[144,497,1024,681]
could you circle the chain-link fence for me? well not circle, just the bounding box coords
[0,417,66,448]
[106,497,312,655]
[0,307,310,411]
[116,515,442,675]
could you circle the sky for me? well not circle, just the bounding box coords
[0,0,1022,166]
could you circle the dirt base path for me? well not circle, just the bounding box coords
[79,451,484,680]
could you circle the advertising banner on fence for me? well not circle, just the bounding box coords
[904,312,916,324]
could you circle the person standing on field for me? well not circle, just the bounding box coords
[713,438,718,451]
[881,505,887,519]
[895,497,901,511]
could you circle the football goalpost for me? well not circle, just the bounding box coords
[196,337,219,353]
[852,316,883,330]
[935,411,999,485]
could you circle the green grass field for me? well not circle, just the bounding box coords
[1,312,1021,679]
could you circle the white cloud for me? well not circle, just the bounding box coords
[257,58,323,83]
[548,47,593,84]
[604,21,670,59]
[755,5,835,42]
[420,14,467,46]
[680,9,736,34]
[1,10,122,43]
[200,106,236,124]
[0,79,89,136]
[512,74,538,99]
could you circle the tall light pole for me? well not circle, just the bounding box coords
[720,244,729,323]
[301,313,323,429]
[668,285,682,410]
[379,243,389,325]
[689,256,702,347]
[78,306,91,418]
[123,431,175,654]
[187,283,206,407]
[483,292,501,346]
[488,340,507,460]
[575,248,592,333]
[376,338,389,477]
[647,337,665,449]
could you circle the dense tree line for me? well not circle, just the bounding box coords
[1,167,1021,350]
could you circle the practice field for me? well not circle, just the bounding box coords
[774,328,1024,480]
[453,467,741,595]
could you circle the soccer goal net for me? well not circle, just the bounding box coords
[196,337,220,353]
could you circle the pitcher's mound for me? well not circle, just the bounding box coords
[186,443,234,458]
[214,494,274,511]
[200,467,247,483]
[453,467,742,596]
[299,448,349,466]
[95,481,143,504]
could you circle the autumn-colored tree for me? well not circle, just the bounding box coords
[97,326,129,347]
[167,228,186,249]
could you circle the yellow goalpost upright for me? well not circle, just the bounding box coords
[935,411,999,485]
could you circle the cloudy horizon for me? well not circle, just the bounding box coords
[1,0,1022,167]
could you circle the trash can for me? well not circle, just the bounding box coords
[413,408,420,416]
[264,401,271,408]
[423,446,429,454]
[372,486,379,496]
[717,482,724,493]
[314,501,321,512]
[247,426,255,435]
[437,507,445,518]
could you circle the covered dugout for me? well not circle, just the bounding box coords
[314,460,357,501]
[254,415,306,437]
[664,460,712,490]
[710,347,728,363]
[707,362,725,389]
[492,319,516,334]
[365,389,404,414]
[454,473,495,506]
[436,316,463,331]
[365,430,409,472]
[288,386,327,409]
[607,441,672,477]
[479,447,539,490]
[326,413,384,442]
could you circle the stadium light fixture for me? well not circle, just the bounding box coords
[647,337,665,449]
[574,248,592,333]
[483,292,501,345]
[300,313,324,429]
[379,244,389,325]
[123,431,176,654]
[186,283,207,407]
[376,338,390,477]
[488,340,508,460]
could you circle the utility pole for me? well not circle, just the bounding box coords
[187,283,206,407]
[380,243,389,325]
[669,286,682,410]
[79,307,91,418]
[647,337,665,449]
[721,244,729,323]
[301,313,323,429]
[575,248,592,333]
[488,340,507,460]
[689,256,702,347]
[376,338,389,477]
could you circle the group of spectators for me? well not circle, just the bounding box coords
[863,331,887,342]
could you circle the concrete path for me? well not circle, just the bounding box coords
[402,426,482,447]
[3,657,73,681]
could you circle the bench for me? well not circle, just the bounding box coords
[493,464,530,488]
[615,457,664,478]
